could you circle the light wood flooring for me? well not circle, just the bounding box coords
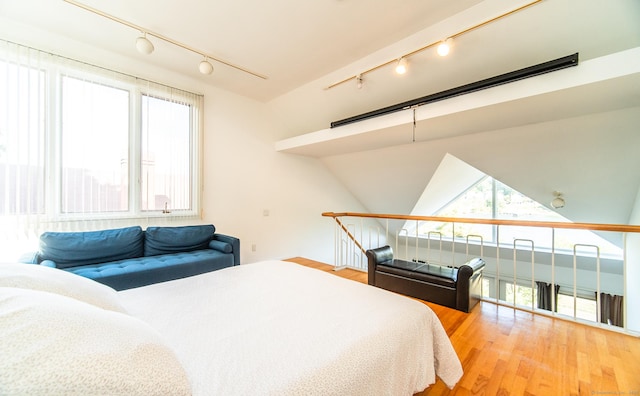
[285,257,640,396]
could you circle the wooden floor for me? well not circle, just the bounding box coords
[285,257,640,396]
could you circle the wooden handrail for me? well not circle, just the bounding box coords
[322,212,640,234]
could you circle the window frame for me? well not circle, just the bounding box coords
[407,176,623,259]
[1,53,202,223]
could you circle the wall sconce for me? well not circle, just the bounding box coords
[551,191,565,209]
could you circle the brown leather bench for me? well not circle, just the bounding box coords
[366,245,485,313]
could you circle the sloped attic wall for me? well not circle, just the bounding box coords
[320,106,640,227]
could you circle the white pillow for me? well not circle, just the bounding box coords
[0,287,191,395]
[0,263,126,313]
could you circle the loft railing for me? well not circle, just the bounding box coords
[323,211,640,335]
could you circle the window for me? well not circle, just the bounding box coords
[556,294,597,322]
[61,76,130,214]
[140,94,192,212]
[0,40,203,260]
[501,281,597,321]
[505,282,535,307]
[413,176,622,257]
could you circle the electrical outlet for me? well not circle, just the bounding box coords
[251,244,256,252]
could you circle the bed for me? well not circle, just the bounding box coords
[1,260,463,395]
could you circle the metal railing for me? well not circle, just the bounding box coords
[323,211,640,335]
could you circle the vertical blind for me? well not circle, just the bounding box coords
[0,39,203,261]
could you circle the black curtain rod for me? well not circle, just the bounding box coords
[330,53,579,129]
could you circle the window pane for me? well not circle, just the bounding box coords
[504,282,535,307]
[557,294,597,322]
[61,76,129,213]
[0,62,46,215]
[431,175,622,257]
[433,176,494,241]
[482,277,492,298]
[140,95,191,212]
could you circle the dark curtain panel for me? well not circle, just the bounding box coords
[536,282,560,311]
[598,292,624,327]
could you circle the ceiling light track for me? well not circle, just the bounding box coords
[63,0,268,80]
[325,0,543,90]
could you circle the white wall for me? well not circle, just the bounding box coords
[198,86,367,263]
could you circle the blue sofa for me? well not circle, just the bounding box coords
[20,224,240,290]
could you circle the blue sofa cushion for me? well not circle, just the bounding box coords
[145,225,215,257]
[39,226,144,269]
[67,249,234,290]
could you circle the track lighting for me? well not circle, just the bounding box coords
[199,58,214,75]
[356,74,363,89]
[63,0,267,80]
[395,58,408,75]
[136,32,154,55]
[437,38,452,57]
[325,0,543,90]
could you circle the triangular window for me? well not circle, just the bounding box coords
[406,155,622,257]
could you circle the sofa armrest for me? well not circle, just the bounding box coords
[456,258,485,312]
[365,245,394,285]
[457,257,485,280]
[18,251,40,264]
[212,233,240,265]
[18,252,57,268]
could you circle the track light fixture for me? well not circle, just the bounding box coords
[136,32,154,55]
[199,58,214,75]
[395,58,408,75]
[356,74,363,89]
[325,0,543,90]
[437,38,452,57]
[63,0,267,80]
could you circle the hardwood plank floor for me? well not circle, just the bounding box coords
[285,257,640,396]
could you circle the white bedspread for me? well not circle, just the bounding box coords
[119,260,462,395]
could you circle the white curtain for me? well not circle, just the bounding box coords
[0,41,47,260]
[0,39,203,262]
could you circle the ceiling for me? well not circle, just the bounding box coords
[1,0,639,141]
[0,0,481,102]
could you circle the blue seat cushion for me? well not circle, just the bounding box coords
[66,249,233,290]
[39,226,144,269]
[145,225,215,257]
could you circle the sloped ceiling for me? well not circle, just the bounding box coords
[268,0,640,137]
[320,106,640,225]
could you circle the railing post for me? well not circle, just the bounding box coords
[512,239,534,309]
